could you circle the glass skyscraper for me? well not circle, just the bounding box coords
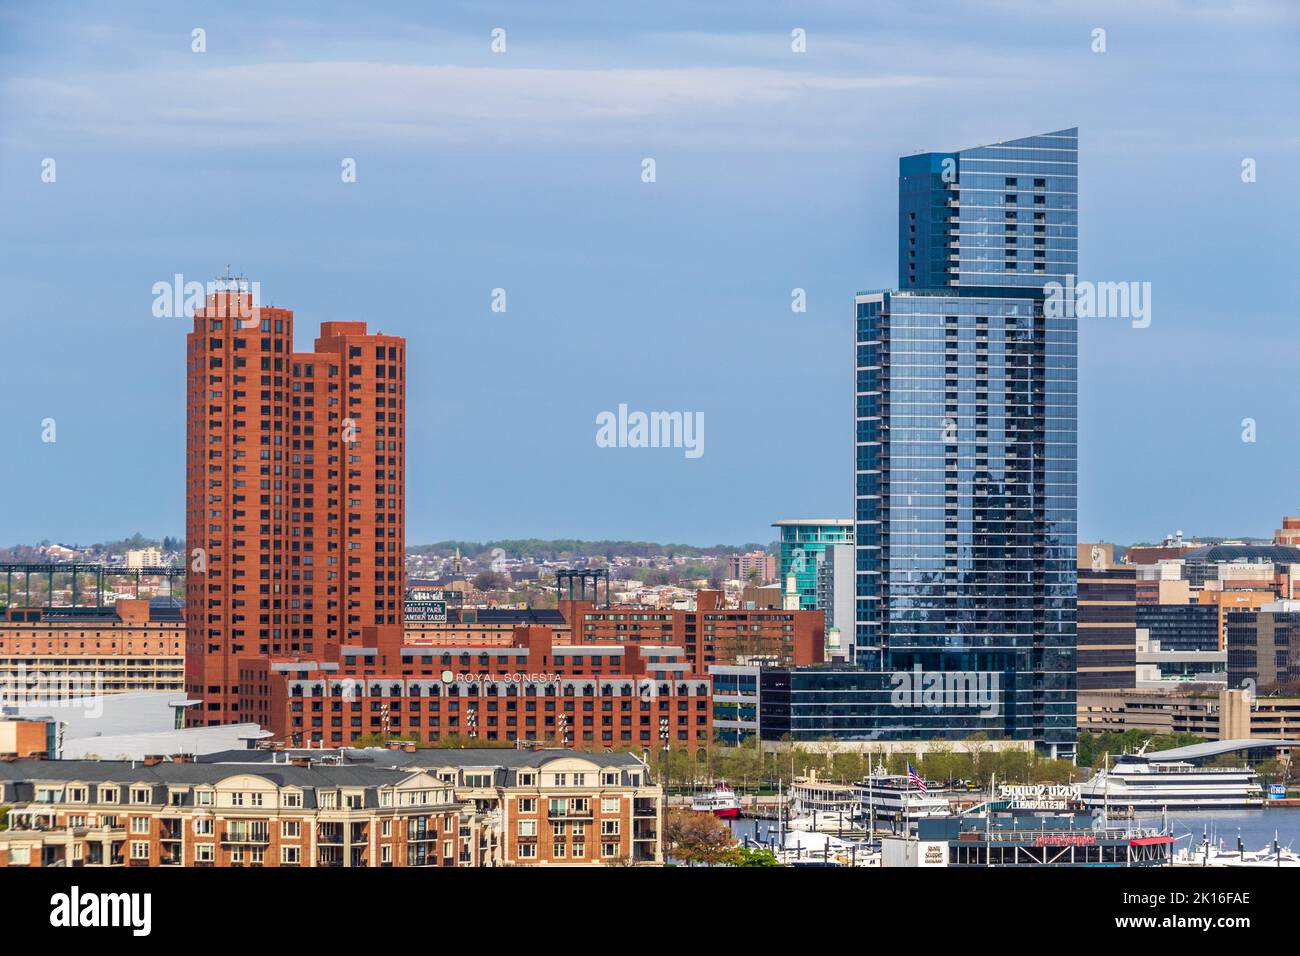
[854,128,1078,758]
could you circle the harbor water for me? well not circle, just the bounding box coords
[728,808,1300,855]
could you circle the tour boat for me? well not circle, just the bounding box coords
[691,784,741,818]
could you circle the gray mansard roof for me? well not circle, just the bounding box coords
[0,758,438,810]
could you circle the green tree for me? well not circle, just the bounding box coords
[736,846,780,867]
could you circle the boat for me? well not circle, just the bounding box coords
[1171,830,1300,867]
[791,772,861,820]
[855,768,952,825]
[691,783,741,819]
[771,829,880,867]
[1079,748,1264,813]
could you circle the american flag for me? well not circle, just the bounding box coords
[907,764,927,794]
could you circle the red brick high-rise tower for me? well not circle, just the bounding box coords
[185,282,405,725]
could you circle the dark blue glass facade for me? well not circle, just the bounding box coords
[856,129,1078,758]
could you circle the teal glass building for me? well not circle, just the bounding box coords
[773,519,853,611]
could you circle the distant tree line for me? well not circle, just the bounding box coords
[407,539,772,562]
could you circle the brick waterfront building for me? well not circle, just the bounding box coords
[236,625,712,752]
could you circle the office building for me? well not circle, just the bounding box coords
[1076,544,1136,691]
[1135,603,1219,653]
[816,543,855,662]
[1227,602,1300,691]
[856,128,1078,757]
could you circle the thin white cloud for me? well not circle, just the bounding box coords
[5,61,940,149]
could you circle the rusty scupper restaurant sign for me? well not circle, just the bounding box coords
[998,783,1082,811]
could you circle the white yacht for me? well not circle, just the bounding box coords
[1079,746,1265,813]
[855,771,952,822]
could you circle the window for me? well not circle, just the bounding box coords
[10,847,30,865]
[381,820,391,837]
[194,818,214,836]
[601,797,620,814]
[602,842,619,858]
[519,843,537,859]
[381,845,391,864]
[281,821,300,839]
[319,791,338,810]
[131,787,151,805]
[131,841,150,860]
[131,816,151,834]
[517,772,536,786]
[518,820,537,837]
[281,846,300,865]
[99,786,119,804]
[195,844,215,862]
[283,791,302,808]
[601,820,621,836]
[196,791,213,806]
[518,798,536,813]
[572,842,585,859]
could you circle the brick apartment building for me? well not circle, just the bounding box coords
[0,757,469,868]
[203,746,663,865]
[185,285,406,725]
[560,590,824,668]
[0,748,663,867]
[0,599,184,701]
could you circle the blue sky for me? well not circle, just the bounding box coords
[2,0,1299,547]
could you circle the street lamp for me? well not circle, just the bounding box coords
[659,717,670,790]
